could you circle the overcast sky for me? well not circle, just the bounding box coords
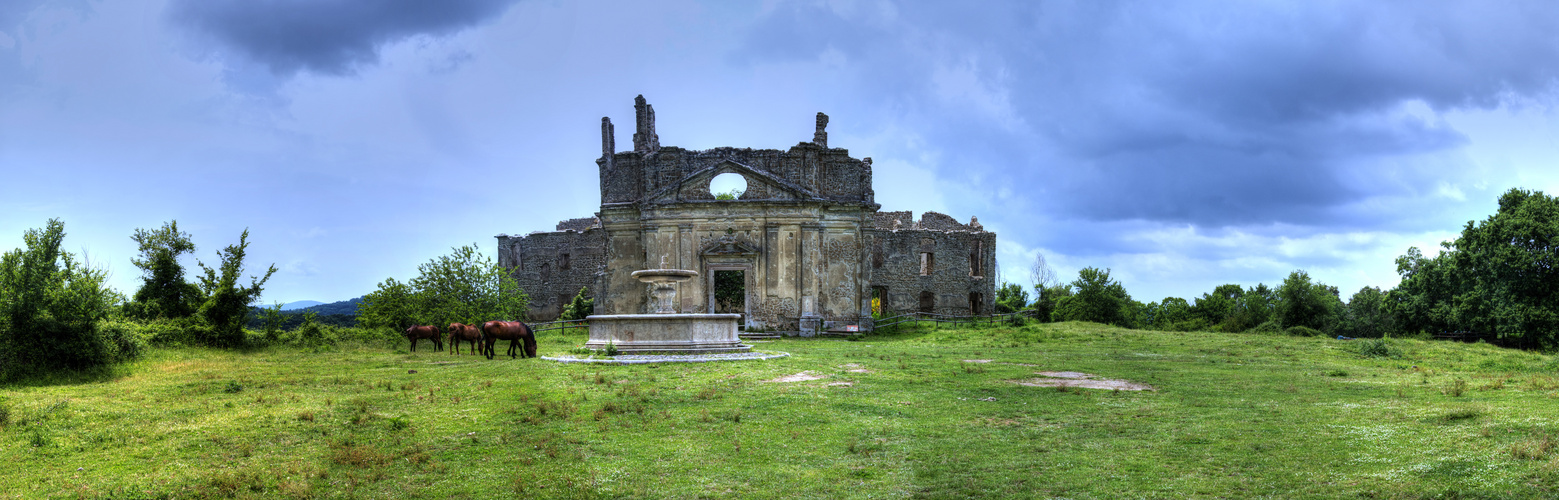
[4,0,1558,306]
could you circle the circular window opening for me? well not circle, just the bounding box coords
[710,172,747,200]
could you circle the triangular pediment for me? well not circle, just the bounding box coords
[700,233,761,256]
[643,159,818,204]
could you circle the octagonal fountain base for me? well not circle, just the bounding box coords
[584,313,751,354]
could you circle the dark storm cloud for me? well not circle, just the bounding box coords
[165,0,518,77]
[738,0,1559,234]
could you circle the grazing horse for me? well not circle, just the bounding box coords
[404,325,443,352]
[481,321,537,359]
[447,322,483,355]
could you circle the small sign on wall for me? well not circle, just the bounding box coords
[845,325,859,332]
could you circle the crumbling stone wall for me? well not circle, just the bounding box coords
[496,222,606,321]
[867,212,996,317]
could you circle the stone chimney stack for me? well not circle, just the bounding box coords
[598,116,611,156]
[601,117,615,168]
[813,112,829,148]
[633,95,660,153]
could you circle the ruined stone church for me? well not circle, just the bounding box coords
[496,96,995,334]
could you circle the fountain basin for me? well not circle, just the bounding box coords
[584,313,750,354]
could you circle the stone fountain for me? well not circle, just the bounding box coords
[584,266,750,354]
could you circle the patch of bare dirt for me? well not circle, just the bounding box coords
[827,382,854,387]
[765,372,826,383]
[963,359,993,363]
[847,369,872,373]
[1012,371,1154,391]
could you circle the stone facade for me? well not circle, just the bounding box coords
[496,96,996,333]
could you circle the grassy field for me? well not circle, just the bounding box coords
[2,321,1558,499]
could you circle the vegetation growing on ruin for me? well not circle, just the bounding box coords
[2,321,1557,498]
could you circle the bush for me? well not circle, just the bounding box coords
[1356,338,1401,358]
[139,317,214,347]
[0,219,134,379]
[1285,325,1324,337]
[96,319,149,362]
[1247,320,1283,334]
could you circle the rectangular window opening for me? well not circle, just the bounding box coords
[920,252,934,276]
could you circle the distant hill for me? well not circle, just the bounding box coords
[280,300,325,311]
[247,296,363,330]
[298,297,363,316]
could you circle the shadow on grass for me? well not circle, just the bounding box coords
[0,363,131,389]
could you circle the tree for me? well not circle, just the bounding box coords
[359,245,530,331]
[994,282,1030,314]
[1276,270,1340,332]
[0,219,132,378]
[1339,286,1395,338]
[1150,296,1195,331]
[126,221,200,320]
[409,244,529,326]
[560,286,595,321]
[1391,246,1459,335]
[1029,284,1069,323]
[1030,251,1059,290]
[1191,284,1245,329]
[357,277,424,330]
[1051,267,1132,326]
[195,229,277,347]
[1233,283,1277,329]
[1445,188,1559,348]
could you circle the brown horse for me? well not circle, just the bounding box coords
[404,325,443,352]
[481,321,537,359]
[447,322,483,355]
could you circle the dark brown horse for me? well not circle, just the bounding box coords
[404,325,443,352]
[481,321,537,359]
[447,322,483,355]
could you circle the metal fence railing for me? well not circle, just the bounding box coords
[529,318,589,334]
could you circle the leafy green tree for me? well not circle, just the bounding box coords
[560,286,595,321]
[0,219,131,378]
[194,229,277,347]
[994,282,1029,314]
[1338,286,1395,338]
[125,221,200,320]
[1446,188,1559,348]
[360,245,530,330]
[1276,270,1341,332]
[1233,284,1277,330]
[1148,296,1195,331]
[358,277,424,330]
[1391,246,1459,335]
[1051,267,1132,326]
[410,244,529,326]
[1028,284,1069,323]
[1191,284,1245,329]
[261,302,285,343]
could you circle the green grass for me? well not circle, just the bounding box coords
[3,322,1558,498]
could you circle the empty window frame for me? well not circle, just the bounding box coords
[969,241,982,277]
[920,252,934,276]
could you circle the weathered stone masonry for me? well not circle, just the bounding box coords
[497,96,996,333]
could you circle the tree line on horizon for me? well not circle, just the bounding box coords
[996,188,1558,350]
